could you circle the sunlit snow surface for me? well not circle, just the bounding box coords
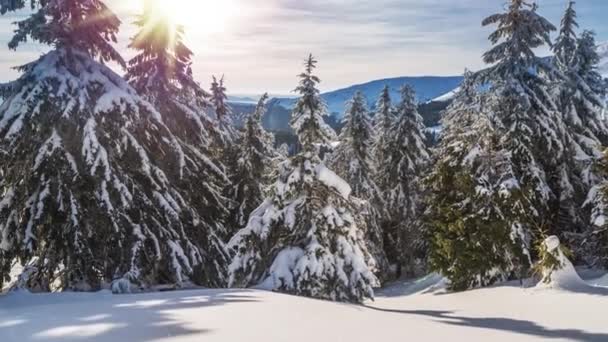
[1,273,608,342]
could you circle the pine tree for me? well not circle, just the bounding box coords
[587,151,608,268]
[227,55,379,302]
[328,91,389,279]
[126,0,223,151]
[480,0,568,250]
[210,75,229,123]
[127,0,197,99]
[210,75,238,147]
[372,85,395,184]
[427,0,569,290]
[5,0,124,65]
[228,94,276,230]
[552,1,608,260]
[553,1,579,70]
[126,1,229,154]
[126,1,231,286]
[573,30,608,147]
[380,85,430,278]
[0,0,226,291]
[425,72,528,290]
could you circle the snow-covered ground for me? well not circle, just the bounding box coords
[432,88,459,102]
[2,273,607,342]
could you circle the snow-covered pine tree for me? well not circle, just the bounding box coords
[425,72,529,291]
[4,0,124,64]
[549,1,585,242]
[328,91,389,279]
[126,1,232,286]
[210,75,238,147]
[587,151,608,268]
[572,30,608,148]
[480,0,570,247]
[127,0,197,99]
[370,86,397,276]
[228,93,277,231]
[0,0,226,291]
[379,85,430,278]
[552,2,608,258]
[582,30,608,267]
[372,85,395,185]
[553,1,579,71]
[428,0,571,290]
[126,1,227,150]
[210,75,229,123]
[227,55,379,302]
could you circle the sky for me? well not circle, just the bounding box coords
[0,0,606,95]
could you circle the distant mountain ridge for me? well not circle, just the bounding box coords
[272,76,464,117]
[233,46,607,134]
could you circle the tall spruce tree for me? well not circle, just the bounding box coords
[550,1,585,242]
[4,0,124,64]
[127,0,198,100]
[587,151,608,268]
[210,75,238,147]
[126,0,231,286]
[427,0,569,290]
[425,72,529,290]
[480,0,569,249]
[372,85,395,185]
[210,75,229,123]
[127,1,233,158]
[572,30,608,147]
[126,0,223,154]
[379,85,430,278]
[0,0,227,291]
[553,1,579,70]
[328,91,389,279]
[227,55,379,302]
[228,94,276,231]
[578,31,608,267]
[552,2,608,259]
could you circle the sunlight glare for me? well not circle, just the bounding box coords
[151,0,237,33]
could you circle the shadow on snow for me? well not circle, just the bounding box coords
[363,306,608,342]
[0,288,258,341]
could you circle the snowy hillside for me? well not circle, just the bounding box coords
[599,42,608,77]
[274,76,463,116]
[433,88,459,102]
[2,273,608,342]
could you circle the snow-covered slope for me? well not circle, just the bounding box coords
[2,275,607,342]
[433,88,459,102]
[275,76,463,117]
[599,41,608,77]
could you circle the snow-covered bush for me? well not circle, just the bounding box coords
[534,236,587,290]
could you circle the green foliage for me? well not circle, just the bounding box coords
[425,159,521,291]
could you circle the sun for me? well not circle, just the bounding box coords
[149,0,237,33]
